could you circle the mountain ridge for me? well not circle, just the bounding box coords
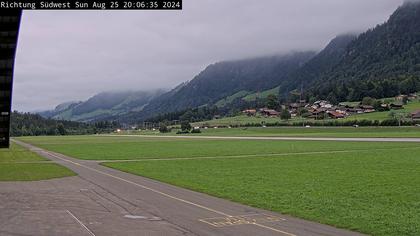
[40,90,165,122]
[40,1,420,124]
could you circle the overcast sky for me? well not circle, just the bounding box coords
[12,0,404,111]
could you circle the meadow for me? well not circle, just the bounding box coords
[0,142,75,181]
[125,126,420,138]
[192,114,288,127]
[18,135,420,160]
[18,135,420,235]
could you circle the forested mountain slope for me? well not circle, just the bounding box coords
[134,52,315,120]
[303,1,420,102]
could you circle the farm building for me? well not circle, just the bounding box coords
[242,109,257,116]
[313,100,333,109]
[259,108,280,117]
[390,104,404,109]
[289,103,300,110]
[408,94,418,100]
[395,95,408,101]
[359,105,375,113]
[327,111,345,119]
[308,108,327,119]
[411,110,420,121]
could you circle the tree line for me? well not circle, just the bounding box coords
[10,111,120,136]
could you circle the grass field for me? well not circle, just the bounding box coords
[192,114,288,126]
[194,126,420,137]
[124,126,420,138]
[0,142,75,181]
[18,135,420,161]
[18,135,420,235]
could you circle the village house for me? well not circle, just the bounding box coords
[359,105,375,113]
[408,93,418,100]
[347,108,364,114]
[340,104,361,114]
[259,108,280,117]
[334,108,348,115]
[288,103,300,111]
[395,95,408,102]
[313,100,333,109]
[381,103,389,109]
[327,111,345,119]
[309,108,327,119]
[411,110,420,121]
[390,103,404,110]
[242,109,257,116]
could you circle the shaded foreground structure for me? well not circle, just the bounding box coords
[0,10,21,148]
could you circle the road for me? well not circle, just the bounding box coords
[105,134,420,142]
[4,139,365,236]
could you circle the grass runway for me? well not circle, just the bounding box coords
[18,134,420,235]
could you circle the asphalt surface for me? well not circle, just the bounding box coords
[3,139,366,236]
[106,134,420,142]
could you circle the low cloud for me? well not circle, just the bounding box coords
[13,0,403,111]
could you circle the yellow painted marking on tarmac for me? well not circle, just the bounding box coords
[42,149,297,235]
[199,213,285,227]
[199,214,295,236]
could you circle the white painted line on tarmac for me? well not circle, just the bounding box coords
[66,210,96,236]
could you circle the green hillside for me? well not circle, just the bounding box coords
[346,99,420,121]
[215,90,251,107]
[243,86,280,101]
